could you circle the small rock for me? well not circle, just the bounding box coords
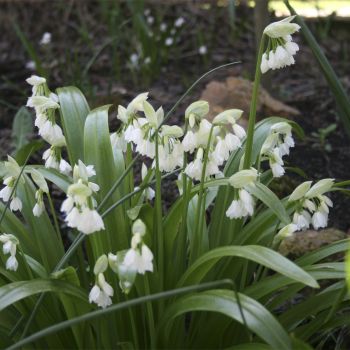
[200,76,300,128]
[279,228,347,258]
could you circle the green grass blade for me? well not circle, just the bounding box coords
[159,289,292,350]
[178,245,319,289]
[0,279,88,312]
[84,105,129,254]
[57,86,90,165]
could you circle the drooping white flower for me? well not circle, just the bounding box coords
[89,273,114,308]
[77,208,105,235]
[225,188,255,219]
[182,130,197,153]
[0,157,23,212]
[42,147,59,170]
[0,234,19,271]
[40,32,52,45]
[174,17,185,27]
[269,148,285,178]
[292,210,311,230]
[33,201,44,217]
[124,244,153,274]
[59,159,72,175]
[165,37,174,46]
[10,197,22,212]
[232,124,246,140]
[39,120,66,146]
[35,113,48,129]
[147,16,154,25]
[312,210,328,230]
[0,184,12,202]
[199,45,207,55]
[6,255,18,271]
[261,16,300,74]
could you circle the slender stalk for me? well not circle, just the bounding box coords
[47,191,61,241]
[125,295,140,350]
[143,276,156,349]
[190,126,214,263]
[162,62,240,126]
[97,154,140,211]
[154,133,164,318]
[243,34,266,169]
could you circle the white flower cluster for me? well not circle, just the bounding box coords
[226,168,258,219]
[26,75,71,175]
[260,122,295,178]
[109,219,153,295]
[0,233,19,271]
[274,178,334,244]
[89,255,114,308]
[112,93,184,173]
[30,169,49,217]
[183,103,246,181]
[0,156,23,212]
[88,219,153,308]
[112,96,247,189]
[289,178,334,230]
[61,161,104,235]
[261,16,300,74]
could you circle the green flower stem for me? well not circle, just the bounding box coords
[125,294,140,350]
[154,132,164,314]
[190,126,214,264]
[243,33,266,169]
[126,143,135,195]
[144,275,156,349]
[175,121,190,280]
[47,191,61,242]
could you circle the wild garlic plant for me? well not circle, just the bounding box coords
[0,16,349,350]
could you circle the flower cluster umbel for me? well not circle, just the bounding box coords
[89,219,154,308]
[26,75,71,174]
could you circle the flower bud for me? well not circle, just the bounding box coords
[213,109,243,125]
[31,169,49,193]
[94,254,108,275]
[185,101,209,120]
[305,178,334,198]
[264,16,300,38]
[288,181,312,201]
[132,219,147,236]
[229,168,258,188]
[161,125,184,138]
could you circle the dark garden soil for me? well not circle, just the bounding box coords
[0,1,350,231]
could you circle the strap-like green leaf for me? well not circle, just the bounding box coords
[84,105,128,254]
[12,107,33,152]
[248,182,290,225]
[178,245,319,288]
[159,289,292,350]
[57,86,90,165]
[0,279,88,312]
